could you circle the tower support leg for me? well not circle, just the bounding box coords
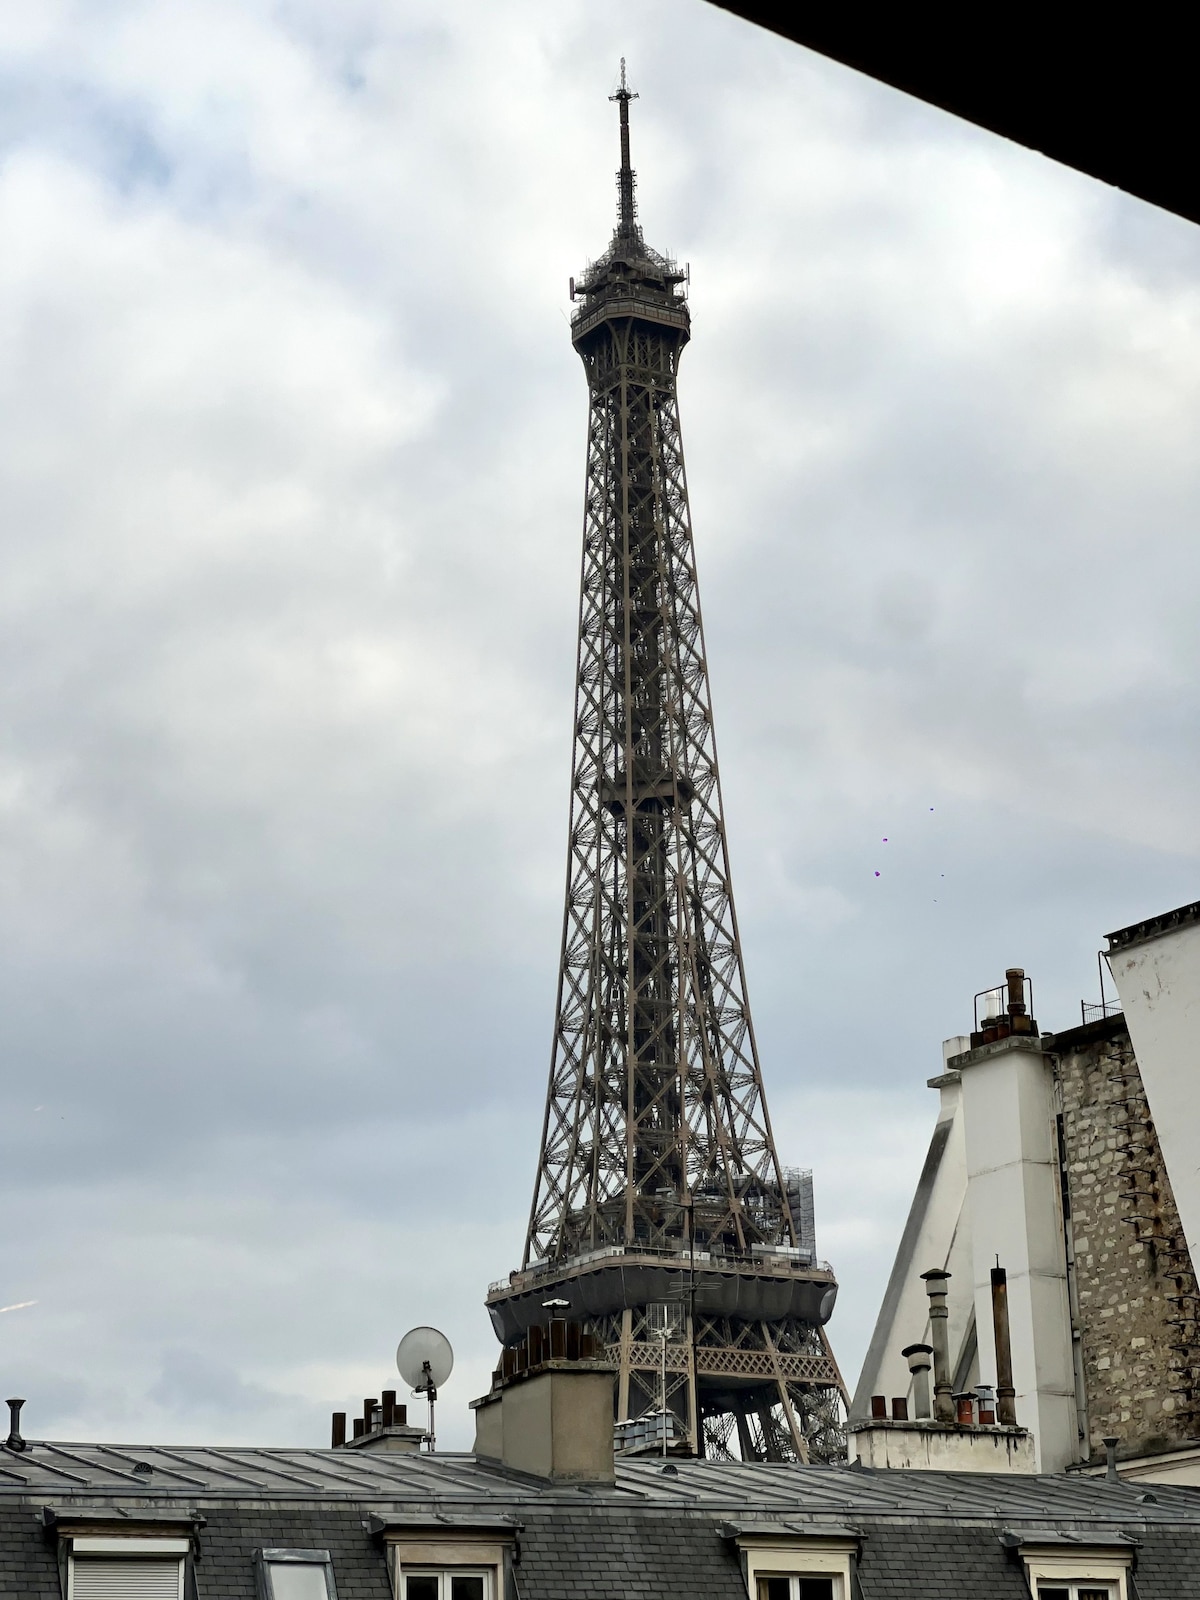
[764,1322,809,1462]
[617,1307,634,1420]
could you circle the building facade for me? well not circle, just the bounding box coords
[854,902,1200,1483]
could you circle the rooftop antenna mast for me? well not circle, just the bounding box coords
[396,1327,454,1454]
[610,57,638,234]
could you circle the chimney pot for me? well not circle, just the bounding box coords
[955,1394,975,1426]
[1103,1435,1120,1483]
[1006,967,1026,1017]
[352,1417,365,1439]
[901,1343,934,1419]
[920,1271,956,1423]
[891,1397,909,1422]
[382,1390,396,1428]
[991,1266,1018,1426]
[330,1411,346,1449]
[870,1395,887,1420]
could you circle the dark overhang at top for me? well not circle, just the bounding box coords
[703,7,1199,227]
[1107,898,1200,953]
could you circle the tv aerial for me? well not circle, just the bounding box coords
[397,1326,454,1453]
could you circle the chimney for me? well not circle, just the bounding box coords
[1103,1435,1120,1483]
[991,1264,1018,1426]
[920,1270,956,1422]
[4,1398,26,1454]
[333,1385,423,1453]
[470,1319,615,1483]
[901,1344,934,1419]
[974,1384,996,1425]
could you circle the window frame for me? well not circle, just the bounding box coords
[399,1568,495,1600]
[66,1536,190,1600]
[1022,1548,1130,1600]
[755,1575,843,1600]
[255,1547,340,1600]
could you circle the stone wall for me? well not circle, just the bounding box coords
[1052,1015,1198,1461]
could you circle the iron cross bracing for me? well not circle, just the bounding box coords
[487,69,846,1463]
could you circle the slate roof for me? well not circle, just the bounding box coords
[3,1442,1199,1599]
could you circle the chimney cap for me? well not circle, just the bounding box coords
[920,1269,951,1283]
[901,1343,934,1357]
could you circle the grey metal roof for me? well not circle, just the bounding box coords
[3,1440,1199,1526]
[5,1442,1199,1600]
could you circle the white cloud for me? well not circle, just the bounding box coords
[0,0,1197,1450]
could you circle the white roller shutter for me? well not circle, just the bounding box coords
[70,1557,185,1600]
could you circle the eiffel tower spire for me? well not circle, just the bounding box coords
[486,72,846,1462]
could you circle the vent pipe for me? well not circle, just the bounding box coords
[991,1264,1018,1426]
[1103,1435,1120,1483]
[4,1398,25,1453]
[902,1343,934,1420]
[920,1270,956,1422]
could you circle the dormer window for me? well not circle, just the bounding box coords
[1015,1538,1132,1600]
[729,1531,855,1600]
[67,1537,189,1599]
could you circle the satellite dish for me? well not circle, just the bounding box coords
[397,1326,454,1392]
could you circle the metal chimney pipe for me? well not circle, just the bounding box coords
[991,1265,1018,1426]
[381,1390,396,1429]
[920,1271,956,1422]
[1103,1435,1120,1483]
[902,1343,934,1420]
[330,1411,346,1449]
[4,1398,26,1453]
[1006,967,1026,1017]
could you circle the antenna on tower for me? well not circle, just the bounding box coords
[609,58,639,233]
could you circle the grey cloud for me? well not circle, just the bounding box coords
[0,0,1197,1443]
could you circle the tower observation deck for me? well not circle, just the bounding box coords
[486,66,846,1462]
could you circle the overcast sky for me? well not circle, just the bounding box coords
[1,1,1199,1452]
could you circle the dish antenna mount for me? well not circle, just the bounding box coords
[396,1326,454,1453]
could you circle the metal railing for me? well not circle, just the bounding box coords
[488,1242,832,1298]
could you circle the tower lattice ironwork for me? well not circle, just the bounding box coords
[487,66,846,1462]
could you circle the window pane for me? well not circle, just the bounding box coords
[406,1578,440,1600]
[450,1577,486,1600]
[798,1582,835,1600]
[758,1579,792,1600]
[1079,1591,1114,1600]
[1037,1590,1070,1600]
[268,1564,330,1600]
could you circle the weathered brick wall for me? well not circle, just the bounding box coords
[1053,1016,1197,1460]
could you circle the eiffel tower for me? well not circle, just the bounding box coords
[486,66,846,1462]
